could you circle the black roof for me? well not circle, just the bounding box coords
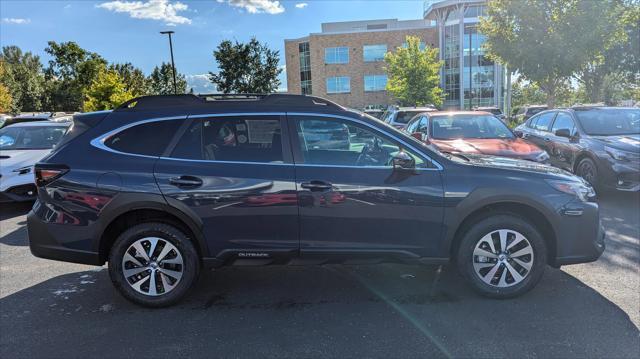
[115,93,345,113]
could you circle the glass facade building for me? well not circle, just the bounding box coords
[425,0,505,110]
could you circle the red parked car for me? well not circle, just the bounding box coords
[404,111,550,162]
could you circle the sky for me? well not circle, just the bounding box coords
[0,0,425,93]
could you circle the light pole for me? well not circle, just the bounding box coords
[160,30,178,94]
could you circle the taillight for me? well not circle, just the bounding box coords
[35,164,69,187]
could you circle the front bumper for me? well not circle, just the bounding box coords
[553,200,606,266]
[600,158,640,192]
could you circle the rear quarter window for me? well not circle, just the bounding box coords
[104,119,184,156]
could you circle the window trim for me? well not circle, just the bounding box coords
[92,112,443,170]
[324,47,349,64]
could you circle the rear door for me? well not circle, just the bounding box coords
[528,111,556,151]
[154,113,299,261]
[288,113,444,259]
[548,111,578,170]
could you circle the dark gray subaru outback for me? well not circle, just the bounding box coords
[28,94,605,307]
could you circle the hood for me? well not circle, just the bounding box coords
[454,153,575,179]
[0,149,52,174]
[431,138,544,160]
[591,134,640,152]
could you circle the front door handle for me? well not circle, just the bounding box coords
[169,176,203,188]
[300,180,332,191]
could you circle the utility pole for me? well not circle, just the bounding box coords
[160,30,178,94]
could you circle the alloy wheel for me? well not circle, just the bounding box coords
[578,161,596,184]
[121,237,184,296]
[472,229,534,288]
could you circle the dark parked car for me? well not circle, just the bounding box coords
[514,105,548,124]
[405,111,549,163]
[28,94,604,307]
[474,106,506,123]
[381,106,437,130]
[514,107,640,191]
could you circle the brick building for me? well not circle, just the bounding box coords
[284,1,507,112]
[284,19,437,109]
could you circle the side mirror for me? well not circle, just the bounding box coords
[392,151,415,170]
[555,129,571,138]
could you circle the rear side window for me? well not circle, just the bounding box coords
[104,120,183,156]
[534,112,556,131]
[171,116,283,163]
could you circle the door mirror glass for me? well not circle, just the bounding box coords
[392,151,415,170]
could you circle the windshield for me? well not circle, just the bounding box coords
[0,126,68,150]
[576,108,640,135]
[395,111,425,124]
[430,114,514,140]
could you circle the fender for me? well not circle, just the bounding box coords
[438,187,562,258]
[94,192,209,257]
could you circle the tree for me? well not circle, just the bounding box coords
[0,61,12,113]
[83,67,134,112]
[110,63,149,97]
[384,35,443,107]
[148,62,187,95]
[480,0,624,107]
[0,46,45,113]
[209,37,282,94]
[44,41,106,111]
[575,2,639,103]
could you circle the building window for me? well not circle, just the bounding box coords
[325,47,349,64]
[298,42,312,94]
[363,44,387,62]
[364,75,387,92]
[326,77,350,94]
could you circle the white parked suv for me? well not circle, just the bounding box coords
[0,121,70,202]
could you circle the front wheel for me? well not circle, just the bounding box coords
[108,222,200,307]
[457,215,547,298]
[576,157,599,189]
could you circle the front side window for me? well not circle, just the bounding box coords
[575,108,640,136]
[364,75,387,92]
[551,113,575,134]
[324,47,349,64]
[294,117,425,168]
[104,120,183,156]
[0,125,68,150]
[430,114,514,140]
[171,116,283,163]
[363,44,387,62]
[326,77,351,94]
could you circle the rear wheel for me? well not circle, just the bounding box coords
[108,222,200,307]
[457,214,547,298]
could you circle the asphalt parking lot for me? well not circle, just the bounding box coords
[1,192,639,358]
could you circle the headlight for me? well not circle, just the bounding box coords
[605,146,631,162]
[546,179,595,202]
[536,151,550,162]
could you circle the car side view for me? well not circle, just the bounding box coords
[28,94,605,307]
[404,111,549,162]
[513,106,640,191]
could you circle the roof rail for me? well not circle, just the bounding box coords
[115,93,343,111]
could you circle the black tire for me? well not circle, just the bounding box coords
[576,157,599,189]
[457,214,547,299]
[108,222,200,307]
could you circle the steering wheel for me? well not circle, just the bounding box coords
[355,137,384,166]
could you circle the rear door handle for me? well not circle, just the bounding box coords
[300,180,332,191]
[169,176,203,188]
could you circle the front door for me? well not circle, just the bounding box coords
[288,114,445,259]
[548,112,578,170]
[154,114,299,261]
